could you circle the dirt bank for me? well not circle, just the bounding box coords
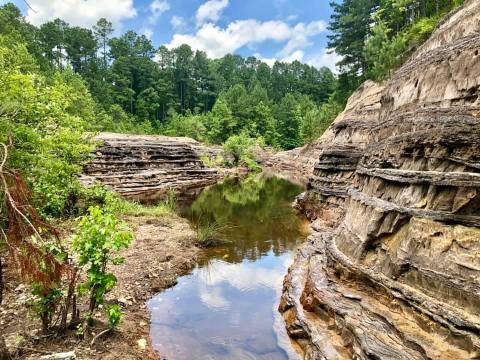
[0,213,199,360]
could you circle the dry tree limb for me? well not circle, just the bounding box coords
[22,0,37,13]
[90,328,112,347]
[0,141,76,332]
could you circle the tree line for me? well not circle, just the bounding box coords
[0,3,342,150]
[329,0,465,96]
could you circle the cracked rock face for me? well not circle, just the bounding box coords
[82,133,222,203]
[279,1,480,359]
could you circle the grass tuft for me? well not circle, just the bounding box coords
[193,220,230,247]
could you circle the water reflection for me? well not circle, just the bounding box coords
[148,175,307,360]
[180,174,308,264]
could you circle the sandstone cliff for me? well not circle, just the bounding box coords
[279,1,480,358]
[82,133,222,203]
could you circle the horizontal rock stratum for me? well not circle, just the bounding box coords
[82,133,222,203]
[277,1,480,359]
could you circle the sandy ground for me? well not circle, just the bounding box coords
[0,213,200,360]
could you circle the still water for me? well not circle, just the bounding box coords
[148,175,308,360]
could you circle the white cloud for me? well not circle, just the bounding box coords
[199,286,229,310]
[148,0,170,24]
[142,28,154,40]
[141,0,170,42]
[278,20,327,58]
[196,0,229,26]
[286,14,299,22]
[281,50,304,63]
[253,53,276,67]
[171,15,187,31]
[197,258,287,292]
[306,49,342,73]
[25,0,137,29]
[166,19,326,60]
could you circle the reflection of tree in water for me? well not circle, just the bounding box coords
[185,174,308,264]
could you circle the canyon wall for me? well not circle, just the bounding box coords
[279,1,480,359]
[82,133,222,203]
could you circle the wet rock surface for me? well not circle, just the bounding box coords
[279,1,480,358]
[82,133,223,203]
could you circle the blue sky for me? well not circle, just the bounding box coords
[4,0,340,70]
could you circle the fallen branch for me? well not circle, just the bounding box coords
[90,328,112,347]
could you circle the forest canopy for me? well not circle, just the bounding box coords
[329,0,465,95]
[0,3,342,150]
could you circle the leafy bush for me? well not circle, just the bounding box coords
[200,153,225,168]
[0,35,96,218]
[77,183,175,217]
[222,133,260,169]
[105,304,122,328]
[30,284,63,333]
[165,110,207,141]
[72,207,133,325]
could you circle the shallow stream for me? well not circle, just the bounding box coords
[147,175,308,359]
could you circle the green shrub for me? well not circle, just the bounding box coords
[30,284,63,333]
[222,133,260,169]
[72,206,133,325]
[0,36,96,218]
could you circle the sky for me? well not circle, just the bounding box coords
[3,0,341,71]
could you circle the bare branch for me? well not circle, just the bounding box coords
[22,0,38,13]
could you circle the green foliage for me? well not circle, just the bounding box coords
[80,184,175,218]
[298,96,343,144]
[0,35,96,218]
[330,0,465,89]
[30,284,63,333]
[0,3,340,151]
[72,207,133,324]
[204,98,235,144]
[106,304,122,328]
[275,94,302,149]
[200,153,225,168]
[223,133,261,170]
[164,189,178,212]
[165,110,207,141]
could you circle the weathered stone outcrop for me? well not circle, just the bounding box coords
[82,133,222,202]
[280,1,480,359]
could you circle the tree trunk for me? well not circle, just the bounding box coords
[41,313,50,334]
[0,335,10,360]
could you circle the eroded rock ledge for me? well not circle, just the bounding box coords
[279,1,480,358]
[82,133,222,203]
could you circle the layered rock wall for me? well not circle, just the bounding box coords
[280,1,480,359]
[82,133,222,203]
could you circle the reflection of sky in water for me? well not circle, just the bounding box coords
[148,176,306,360]
[148,252,300,360]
